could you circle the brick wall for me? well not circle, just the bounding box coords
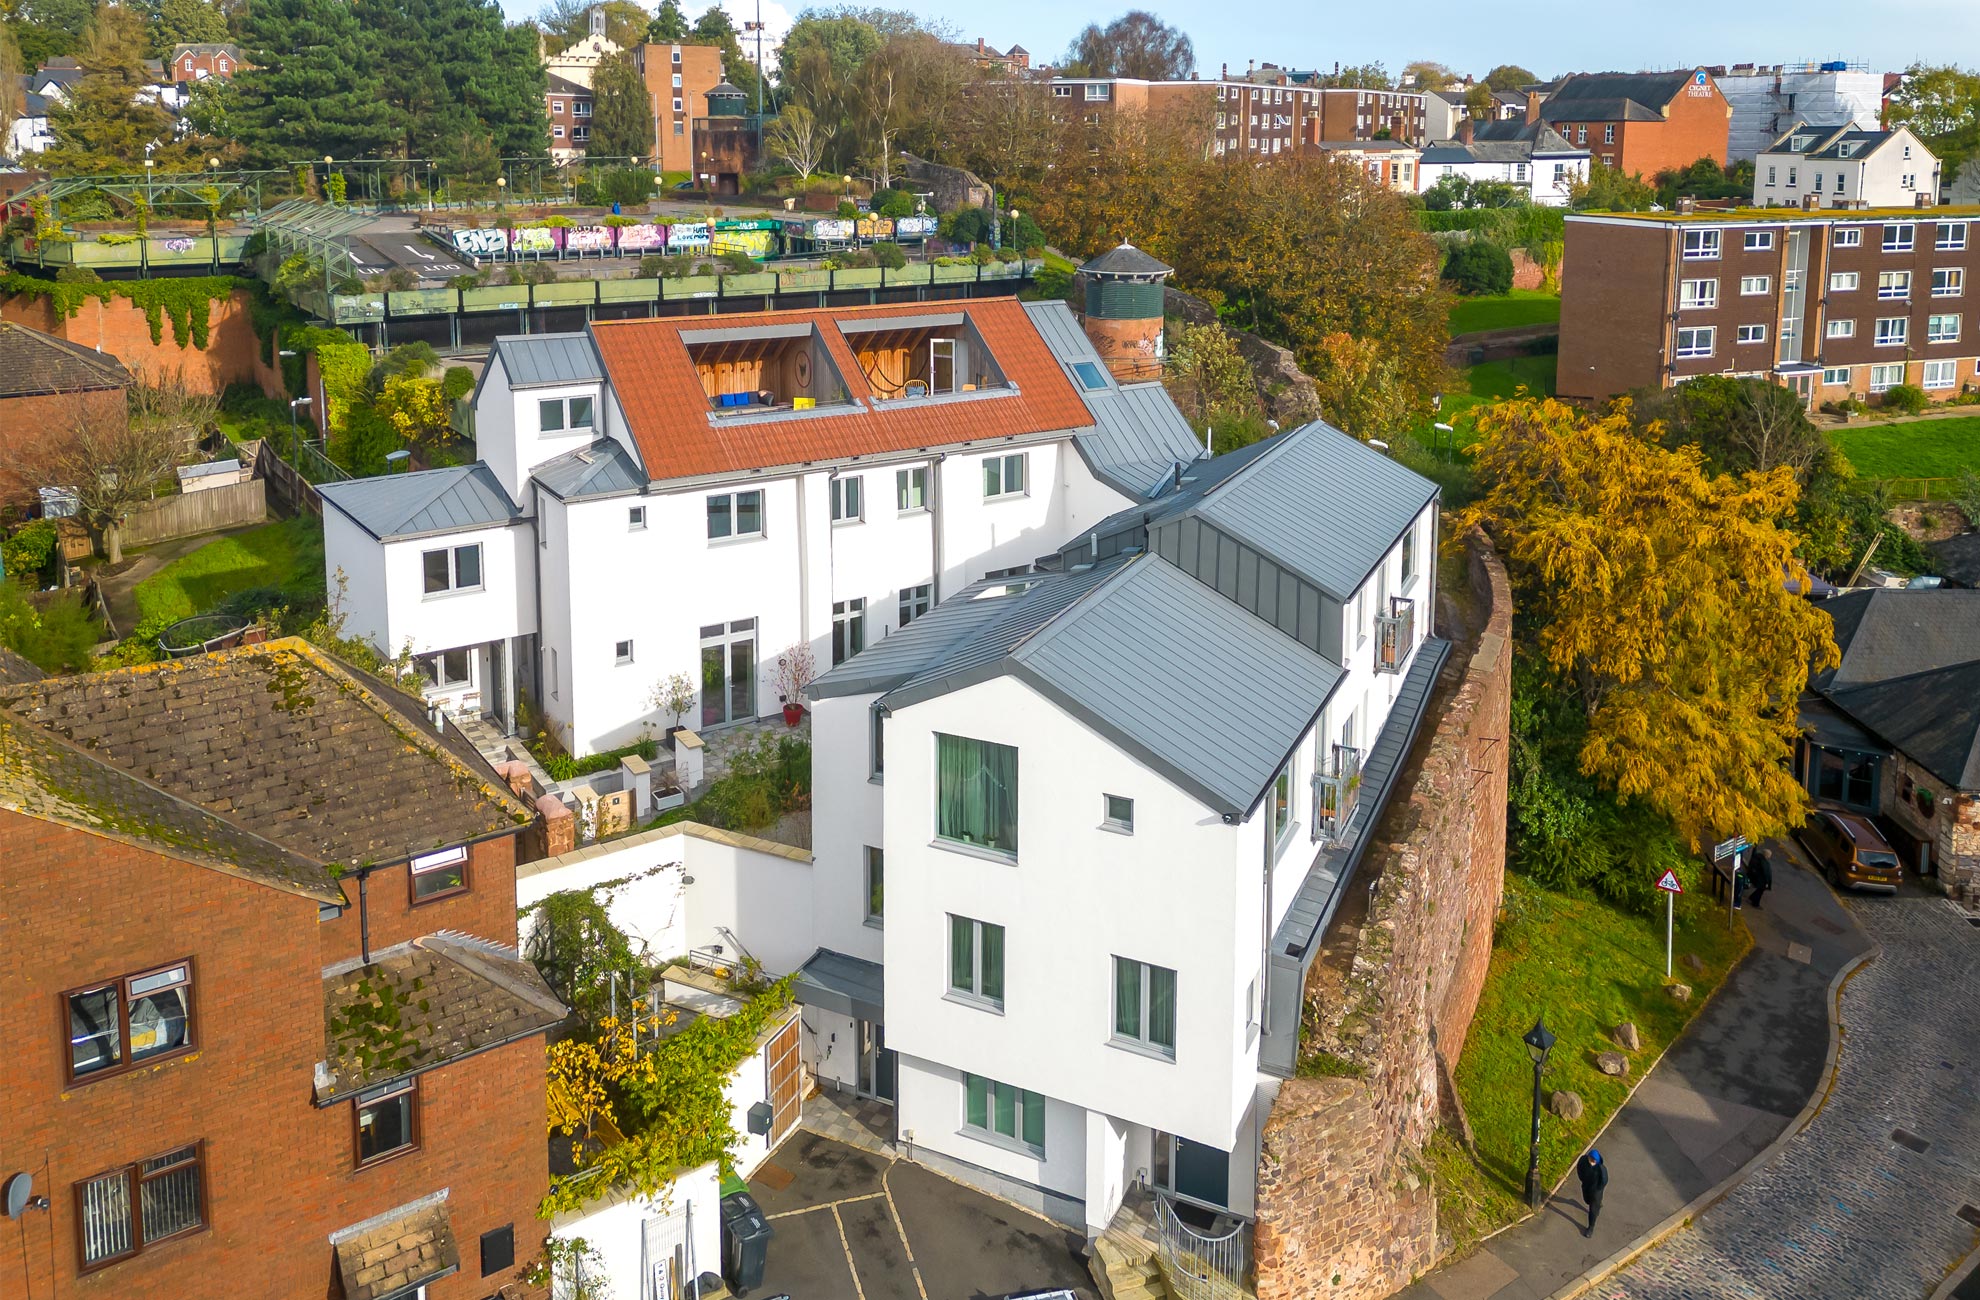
[1558,221,1674,399]
[0,812,548,1300]
[0,288,286,397]
[1254,536,1512,1300]
[317,835,524,969]
[1883,752,1980,909]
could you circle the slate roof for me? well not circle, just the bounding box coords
[332,1196,460,1300]
[1079,242,1173,276]
[320,933,565,1098]
[1433,123,1584,161]
[589,298,1096,484]
[0,639,534,884]
[318,462,523,541]
[0,322,132,397]
[816,553,1347,818]
[1540,70,1703,121]
[1814,589,1980,691]
[0,647,41,686]
[531,437,646,500]
[1828,661,1980,790]
[793,947,885,1023]
[1929,532,1980,587]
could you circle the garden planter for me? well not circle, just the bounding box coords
[655,787,686,812]
[782,702,804,727]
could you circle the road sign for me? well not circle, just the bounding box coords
[1713,835,1749,862]
[1655,870,1683,894]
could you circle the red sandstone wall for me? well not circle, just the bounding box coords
[1254,536,1513,1300]
[0,288,287,398]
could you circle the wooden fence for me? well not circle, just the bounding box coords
[244,439,324,518]
[1879,476,1962,503]
[120,479,268,548]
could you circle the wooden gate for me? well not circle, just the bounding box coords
[764,1014,801,1146]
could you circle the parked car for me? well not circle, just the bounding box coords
[1798,807,1903,892]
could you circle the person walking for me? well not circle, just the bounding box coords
[1748,846,1774,910]
[1577,1148,1608,1238]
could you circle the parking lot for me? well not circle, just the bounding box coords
[745,1131,1096,1300]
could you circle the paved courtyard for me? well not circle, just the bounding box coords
[1599,887,1980,1299]
[746,1129,1096,1300]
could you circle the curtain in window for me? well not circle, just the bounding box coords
[980,924,1004,1003]
[950,916,974,993]
[965,1074,988,1129]
[1021,1090,1045,1148]
[1114,957,1141,1039]
[994,1080,1017,1137]
[1149,966,1177,1051]
[937,735,1018,855]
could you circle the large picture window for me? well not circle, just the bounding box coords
[936,733,1018,856]
[77,1144,204,1269]
[67,962,194,1082]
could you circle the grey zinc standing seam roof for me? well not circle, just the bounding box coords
[318,463,523,541]
[531,438,646,500]
[467,332,604,407]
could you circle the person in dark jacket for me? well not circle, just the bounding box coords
[1577,1148,1608,1237]
[1748,847,1774,910]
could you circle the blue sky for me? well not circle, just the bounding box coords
[508,0,1978,82]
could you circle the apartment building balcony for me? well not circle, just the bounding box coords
[1374,596,1416,674]
[1311,742,1364,844]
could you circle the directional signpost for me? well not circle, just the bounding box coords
[1713,836,1749,929]
[1655,869,1683,977]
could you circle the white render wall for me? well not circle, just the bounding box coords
[896,1053,1089,1204]
[322,504,391,650]
[549,1162,721,1300]
[376,524,534,658]
[808,692,886,966]
[881,673,1258,1154]
[1419,155,1586,206]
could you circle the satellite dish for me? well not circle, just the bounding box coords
[4,1172,34,1218]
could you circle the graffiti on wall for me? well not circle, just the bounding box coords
[710,228,773,258]
[667,221,711,252]
[452,227,509,256]
[510,227,560,254]
[566,225,615,252]
[617,223,667,252]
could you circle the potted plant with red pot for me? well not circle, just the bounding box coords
[774,643,816,727]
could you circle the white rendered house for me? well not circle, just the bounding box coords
[1419,122,1589,206]
[1754,121,1941,210]
[320,300,1206,755]
[801,424,1449,1243]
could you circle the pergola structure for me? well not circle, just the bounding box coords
[6,168,286,222]
[249,199,375,297]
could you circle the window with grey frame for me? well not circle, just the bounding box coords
[422,543,482,596]
[830,475,863,523]
[982,453,1027,499]
[864,847,884,924]
[869,704,885,779]
[948,915,1005,1009]
[538,395,595,434]
[936,733,1018,856]
[963,1073,1043,1153]
[832,598,866,665]
[706,490,764,540]
[896,466,928,512]
[1112,956,1177,1058]
[898,583,932,627]
[1102,793,1133,832]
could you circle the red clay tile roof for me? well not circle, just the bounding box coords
[589,298,1096,482]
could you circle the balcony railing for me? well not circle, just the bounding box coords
[1311,743,1363,844]
[1375,596,1416,675]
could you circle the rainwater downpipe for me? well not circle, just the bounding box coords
[928,452,948,600]
[1260,807,1274,1038]
[356,866,373,965]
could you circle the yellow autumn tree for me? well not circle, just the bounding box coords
[375,373,449,446]
[1459,397,1840,850]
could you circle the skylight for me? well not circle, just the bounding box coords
[1072,360,1110,391]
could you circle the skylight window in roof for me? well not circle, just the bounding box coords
[1072,360,1110,390]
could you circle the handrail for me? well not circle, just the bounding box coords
[1154,1192,1251,1300]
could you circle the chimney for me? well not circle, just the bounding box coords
[1458,118,1474,145]
[1525,94,1542,125]
[976,37,986,55]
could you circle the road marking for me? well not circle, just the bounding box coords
[832,1205,867,1300]
[882,1160,930,1300]
[764,1191,885,1220]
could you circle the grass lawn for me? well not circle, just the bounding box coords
[1434,874,1751,1254]
[1448,290,1562,337]
[1829,416,1980,482]
[132,516,325,626]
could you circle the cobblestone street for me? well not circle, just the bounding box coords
[1601,889,1980,1300]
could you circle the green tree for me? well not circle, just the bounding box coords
[45,1,190,171]
[371,0,547,161]
[0,22,23,149]
[536,0,645,52]
[691,5,762,109]
[1441,239,1514,294]
[1653,155,1753,206]
[588,47,651,158]
[4,0,93,64]
[1060,10,1193,80]
[1482,63,1535,91]
[234,0,396,162]
[1568,160,1655,211]
[1886,64,1980,180]
[763,102,829,178]
[646,0,687,40]
[1321,61,1390,89]
[1401,59,1458,91]
[145,0,226,52]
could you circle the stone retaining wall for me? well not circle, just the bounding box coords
[1254,536,1513,1300]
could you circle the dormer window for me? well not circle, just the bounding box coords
[840,314,1008,401]
[684,323,851,415]
[539,395,594,433]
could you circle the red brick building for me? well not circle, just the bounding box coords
[1560,206,1980,405]
[168,43,244,82]
[546,73,594,162]
[1050,72,1429,159]
[632,42,726,176]
[1531,69,1730,176]
[0,640,560,1300]
[0,321,131,508]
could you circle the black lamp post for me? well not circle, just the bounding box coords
[1522,1014,1555,1208]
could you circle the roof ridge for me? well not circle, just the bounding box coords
[1006,552,1148,660]
[383,464,486,533]
[0,709,340,901]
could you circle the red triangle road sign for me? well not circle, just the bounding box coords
[1656,870,1684,893]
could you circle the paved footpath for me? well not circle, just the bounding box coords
[1401,845,1875,1300]
[1598,880,1980,1300]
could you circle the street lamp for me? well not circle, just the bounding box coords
[288,395,313,455]
[496,174,507,217]
[1522,1015,1556,1208]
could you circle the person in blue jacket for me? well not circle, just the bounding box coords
[1577,1148,1609,1237]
